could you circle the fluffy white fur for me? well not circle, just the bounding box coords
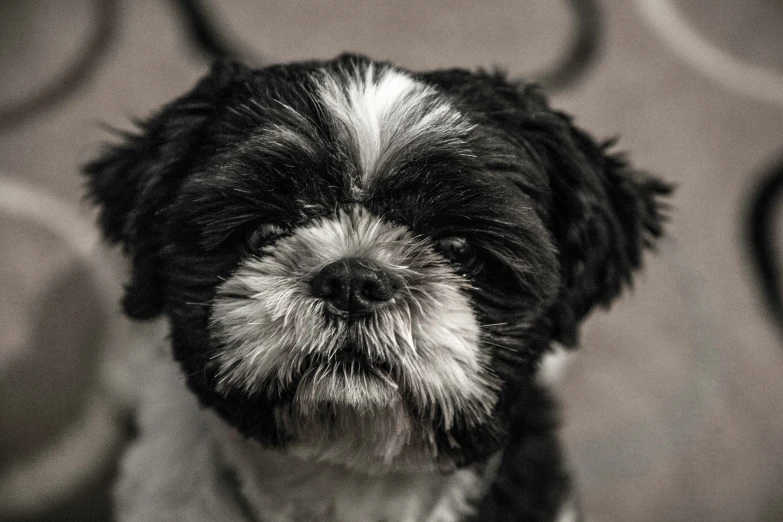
[116,347,499,522]
[537,342,574,387]
[115,345,249,522]
[315,64,474,194]
[211,415,499,522]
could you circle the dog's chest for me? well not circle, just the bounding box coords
[213,425,491,522]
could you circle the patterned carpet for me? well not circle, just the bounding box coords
[1,1,782,520]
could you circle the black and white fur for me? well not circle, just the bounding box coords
[85,54,670,521]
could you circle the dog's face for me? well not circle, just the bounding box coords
[85,55,668,472]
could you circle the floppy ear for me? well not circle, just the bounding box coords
[544,117,672,346]
[84,61,247,319]
[414,70,671,345]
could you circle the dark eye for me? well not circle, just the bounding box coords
[435,236,477,265]
[248,224,287,250]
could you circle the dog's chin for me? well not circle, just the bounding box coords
[260,353,448,473]
[283,406,451,475]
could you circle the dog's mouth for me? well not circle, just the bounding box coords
[299,346,396,386]
[289,344,401,411]
[317,347,392,373]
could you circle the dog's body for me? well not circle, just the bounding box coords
[86,54,669,521]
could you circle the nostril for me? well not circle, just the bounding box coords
[359,277,393,301]
[311,262,352,316]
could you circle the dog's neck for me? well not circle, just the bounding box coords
[207,415,499,522]
[118,332,575,521]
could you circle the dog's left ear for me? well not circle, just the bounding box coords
[84,61,248,319]
[543,114,672,346]
[419,72,671,346]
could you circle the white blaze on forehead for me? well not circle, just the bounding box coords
[315,63,474,188]
[209,207,498,435]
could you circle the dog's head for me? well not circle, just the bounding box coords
[85,54,669,472]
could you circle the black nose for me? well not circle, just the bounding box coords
[311,258,395,318]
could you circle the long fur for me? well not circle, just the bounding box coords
[85,53,670,521]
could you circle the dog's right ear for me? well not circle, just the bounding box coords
[84,61,248,319]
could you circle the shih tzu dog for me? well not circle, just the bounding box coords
[85,54,669,521]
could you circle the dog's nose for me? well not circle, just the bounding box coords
[311,258,395,318]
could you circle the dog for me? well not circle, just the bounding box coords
[84,53,670,521]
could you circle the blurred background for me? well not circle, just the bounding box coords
[1,0,782,520]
